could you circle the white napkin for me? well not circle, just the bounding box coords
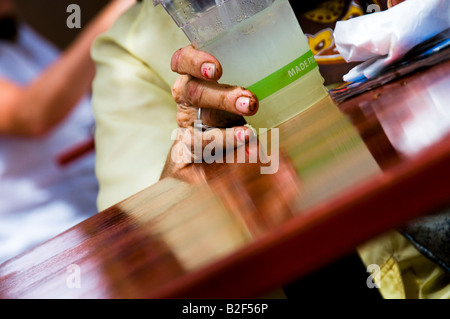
[334,0,450,82]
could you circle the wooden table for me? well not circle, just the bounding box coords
[1,59,450,299]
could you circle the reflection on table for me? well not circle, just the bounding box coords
[1,58,450,299]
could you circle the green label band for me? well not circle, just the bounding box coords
[248,50,318,100]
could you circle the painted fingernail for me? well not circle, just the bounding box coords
[236,96,251,113]
[201,63,215,79]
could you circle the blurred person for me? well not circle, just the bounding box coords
[0,0,134,264]
[92,0,390,211]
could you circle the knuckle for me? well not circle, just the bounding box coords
[172,87,181,103]
[172,76,187,103]
[171,80,179,95]
[218,93,228,109]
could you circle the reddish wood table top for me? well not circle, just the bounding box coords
[1,59,450,299]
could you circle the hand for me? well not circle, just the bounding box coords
[161,45,259,178]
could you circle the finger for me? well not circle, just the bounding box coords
[173,76,259,117]
[387,0,405,8]
[171,45,223,81]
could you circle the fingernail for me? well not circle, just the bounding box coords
[201,63,215,79]
[236,96,251,113]
[236,130,245,143]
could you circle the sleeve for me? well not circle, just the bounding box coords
[91,1,189,211]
